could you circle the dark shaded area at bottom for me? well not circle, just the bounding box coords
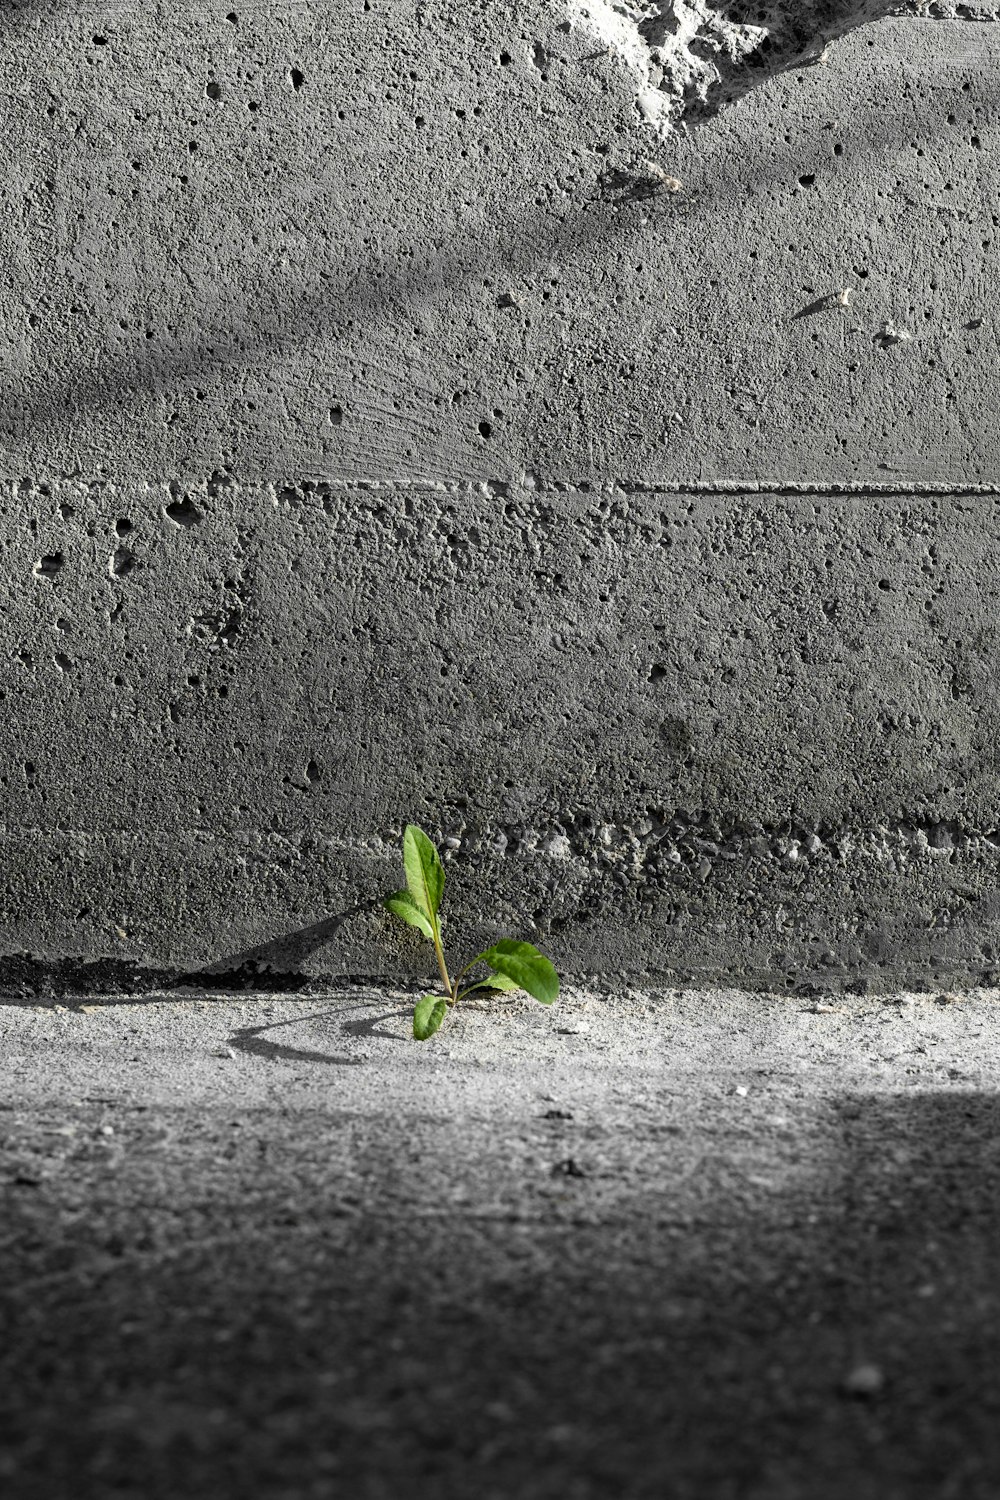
[3,1093,999,1500]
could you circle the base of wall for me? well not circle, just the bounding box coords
[4,481,1000,992]
[2,829,998,998]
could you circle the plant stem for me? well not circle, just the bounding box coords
[451,959,476,996]
[431,918,454,1001]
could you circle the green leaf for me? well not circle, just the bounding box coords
[477,972,521,993]
[383,891,434,941]
[403,824,445,920]
[413,995,448,1041]
[479,939,559,1006]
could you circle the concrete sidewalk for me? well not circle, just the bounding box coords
[3,985,1000,1499]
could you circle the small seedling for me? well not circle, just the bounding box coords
[383,823,559,1040]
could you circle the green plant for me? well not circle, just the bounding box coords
[383,823,559,1040]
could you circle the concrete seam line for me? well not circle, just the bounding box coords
[13,480,1000,497]
[0,820,995,852]
[274,482,1000,497]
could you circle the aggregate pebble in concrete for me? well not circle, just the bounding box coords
[3,986,1000,1497]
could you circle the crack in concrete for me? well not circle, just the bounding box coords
[567,1,999,132]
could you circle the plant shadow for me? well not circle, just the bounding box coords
[338,1008,414,1041]
[227,1001,415,1063]
[227,1010,367,1069]
[0,903,383,1006]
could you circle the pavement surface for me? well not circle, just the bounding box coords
[3,983,1000,1499]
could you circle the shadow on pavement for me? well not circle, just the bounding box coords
[2,1090,999,1499]
[228,1010,369,1069]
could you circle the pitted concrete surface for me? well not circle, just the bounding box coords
[5,6,997,487]
[3,986,1000,1498]
[3,3,1000,984]
[5,14,997,1489]
[9,482,1000,991]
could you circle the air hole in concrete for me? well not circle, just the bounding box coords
[478,419,493,439]
[499,50,512,66]
[305,759,321,784]
[92,34,108,45]
[34,552,64,578]
[226,10,238,20]
[290,67,305,90]
[54,653,71,673]
[329,405,344,427]
[798,173,816,188]
[206,80,222,101]
[115,518,133,536]
[111,547,135,578]
[165,497,203,527]
[56,617,70,632]
[648,664,668,682]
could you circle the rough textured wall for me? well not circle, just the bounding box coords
[3,1,1000,991]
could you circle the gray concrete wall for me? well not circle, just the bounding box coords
[4,1,1000,991]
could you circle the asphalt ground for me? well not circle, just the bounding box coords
[3,984,999,1499]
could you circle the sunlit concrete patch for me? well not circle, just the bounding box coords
[566,0,1000,131]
